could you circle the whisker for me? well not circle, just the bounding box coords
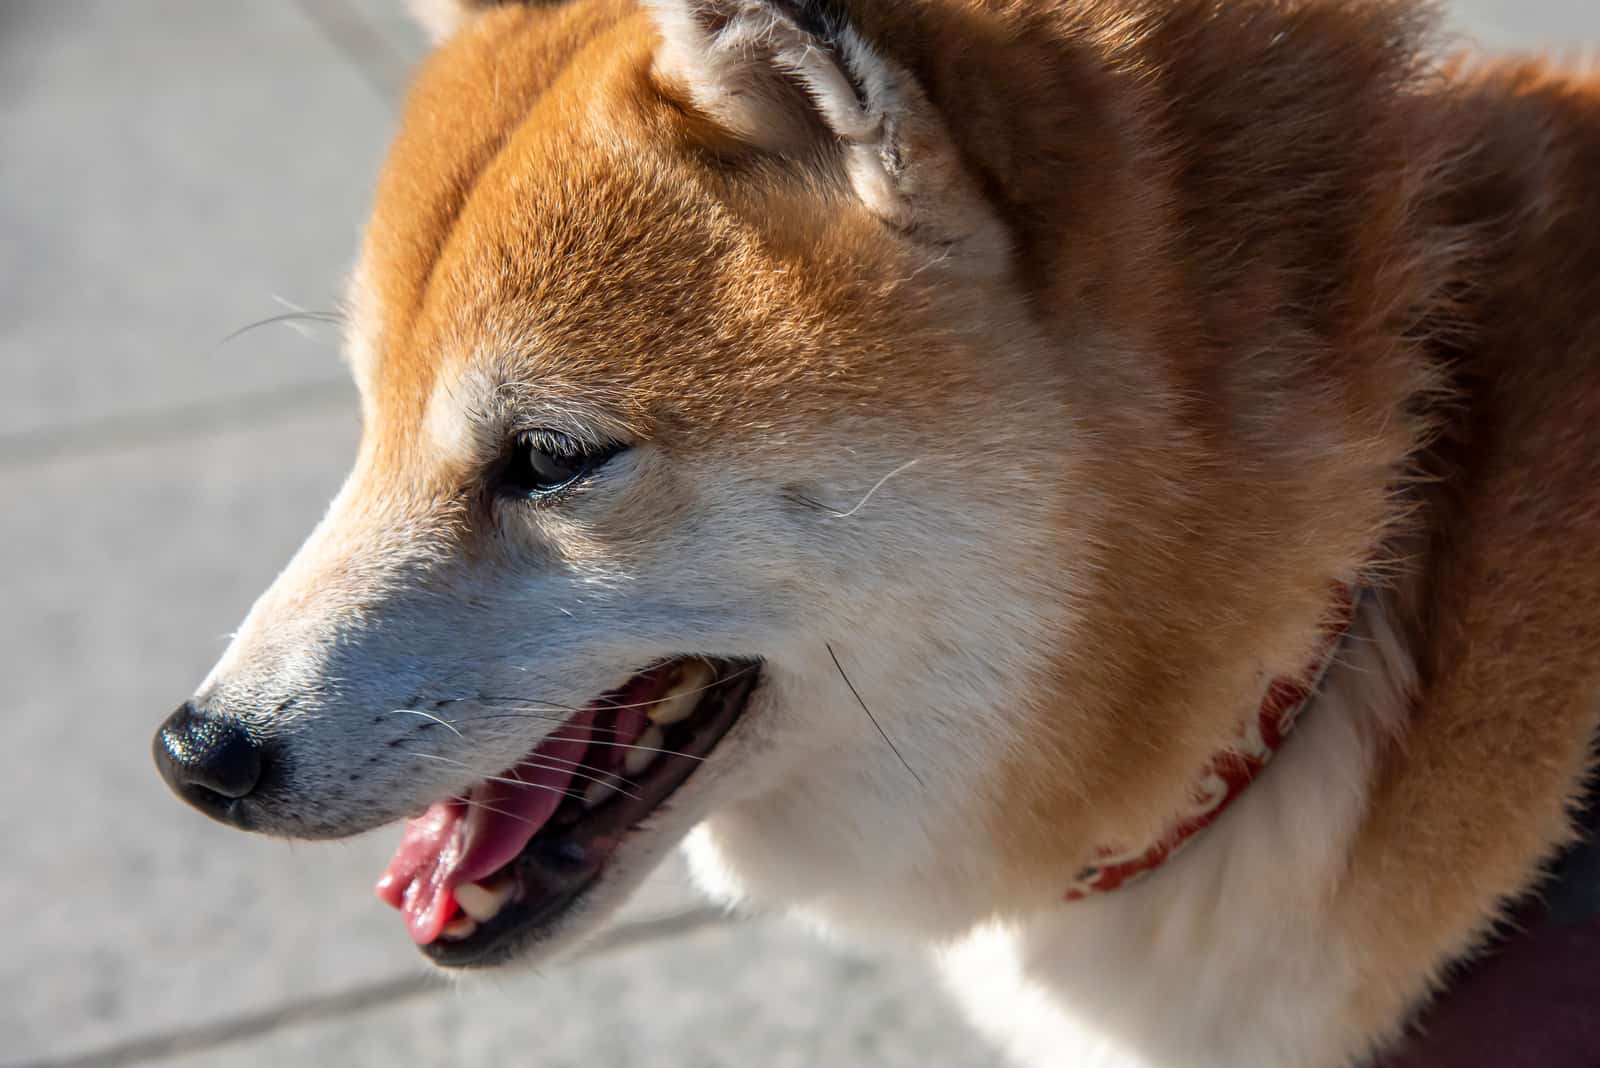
[217,310,344,347]
[797,459,919,519]
[470,710,589,724]
[418,714,701,761]
[460,662,759,715]
[404,753,585,805]
[516,758,643,800]
[827,642,924,789]
[270,294,343,318]
[406,750,641,801]
[471,715,660,740]
[435,696,576,714]
[581,738,702,762]
[459,796,578,824]
[388,709,464,740]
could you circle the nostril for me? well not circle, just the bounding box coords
[153,700,265,804]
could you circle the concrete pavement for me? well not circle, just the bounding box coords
[2,2,1593,1065]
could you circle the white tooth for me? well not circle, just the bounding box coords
[624,725,666,775]
[620,725,665,777]
[584,775,622,807]
[442,914,478,940]
[454,880,513,923]
[648,661,713,725]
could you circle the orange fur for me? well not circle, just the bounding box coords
[295,0,1600,1060]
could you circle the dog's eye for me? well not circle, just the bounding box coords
[494,430,621,499]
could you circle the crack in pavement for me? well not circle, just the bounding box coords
[289,0,420,104]
[3,0,414,476]
[7,907,740,1068]
[0,379,355,471]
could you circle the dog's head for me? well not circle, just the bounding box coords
[153,0,1394,967]
[152,0,1087,966]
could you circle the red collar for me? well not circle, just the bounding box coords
[1065,587,1359,901]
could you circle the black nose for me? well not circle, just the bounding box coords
[153,701,264,815]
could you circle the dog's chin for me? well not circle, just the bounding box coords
[380,658,763,970]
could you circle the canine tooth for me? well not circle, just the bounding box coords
[454,880,513,923]
[441,914,478,940]
[584,775,622,807]
[648,661,713,725]
[624,725,666,775]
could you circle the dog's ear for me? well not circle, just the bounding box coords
[647,0,1008,265]
[408,0,512,43]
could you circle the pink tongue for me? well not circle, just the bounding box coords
[374,711,594,945]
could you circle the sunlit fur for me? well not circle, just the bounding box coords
[191,0,1600,1065]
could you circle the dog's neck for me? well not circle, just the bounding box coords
[946,588,1419,1068]
[1064,586,1360,901]
[945,0,1466,901]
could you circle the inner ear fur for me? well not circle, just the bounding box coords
[646,0,1010,266]
[407,0,519,42]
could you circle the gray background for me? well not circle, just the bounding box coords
[2,3,1594,1066]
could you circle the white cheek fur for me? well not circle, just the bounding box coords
[679,446,1079,940]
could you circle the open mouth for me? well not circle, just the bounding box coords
[375,657,759,967]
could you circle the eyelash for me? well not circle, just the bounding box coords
[489,430,625,501]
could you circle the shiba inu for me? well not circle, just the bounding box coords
[153,0,1600,1064]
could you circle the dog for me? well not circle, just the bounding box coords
[152,0,1600,1064]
